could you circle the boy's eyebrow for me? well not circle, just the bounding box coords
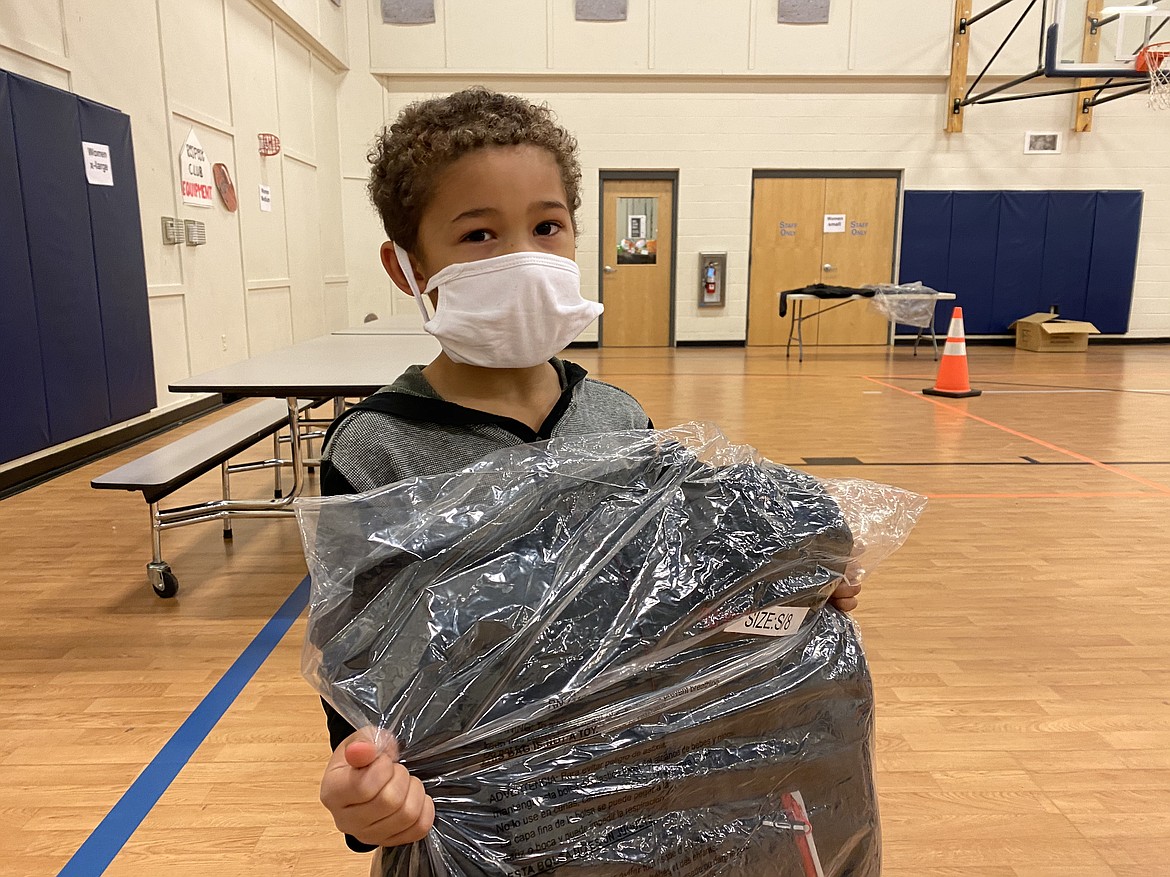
[450,207,497,223]
[449,201,570,223]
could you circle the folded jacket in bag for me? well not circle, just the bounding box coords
[299,425,923,877]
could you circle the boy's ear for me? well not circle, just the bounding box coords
[380,241,425,296]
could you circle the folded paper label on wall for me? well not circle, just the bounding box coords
[779,0,831,24]
[179,128,213,208]
[576,0,628,21]
[381,0,435,24]
[81,141,113,186]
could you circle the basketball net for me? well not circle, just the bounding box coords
[1139,43,1170,110]
[1150,58,1170,110]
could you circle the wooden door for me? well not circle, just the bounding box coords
[747,175,898,347]
[747,177,826,346]
[816,177,897,344]
[600,179,674,347]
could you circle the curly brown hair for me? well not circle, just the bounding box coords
[367,87,581,253]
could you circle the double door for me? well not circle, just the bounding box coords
[748,175,898,347]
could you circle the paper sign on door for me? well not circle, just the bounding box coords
[823,214,846,233]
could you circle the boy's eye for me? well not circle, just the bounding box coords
[462,229,493,243]
[534,221,562,236]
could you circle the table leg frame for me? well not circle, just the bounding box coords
[143,399,311,593]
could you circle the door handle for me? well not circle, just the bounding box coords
[603,265,617,275]
[823,263,835,272]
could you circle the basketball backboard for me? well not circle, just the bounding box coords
[1048,0,1170,77]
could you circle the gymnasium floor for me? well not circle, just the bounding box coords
[2,343,1168,877]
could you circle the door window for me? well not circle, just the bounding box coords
[616,197,658,265]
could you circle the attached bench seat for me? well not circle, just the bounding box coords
[92,398,320,597]
[93,398,297,503]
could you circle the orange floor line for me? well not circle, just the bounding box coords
[877,370,1170,380]
[862,376,1170,496]
[927,491,1158,499]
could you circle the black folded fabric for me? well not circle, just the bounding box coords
[302,430,880,877]
[779,283,876,318]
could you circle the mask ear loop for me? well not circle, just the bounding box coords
[393,242,433,323]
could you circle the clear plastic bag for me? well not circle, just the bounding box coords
[297,423,925,877]
[866,281,940,329]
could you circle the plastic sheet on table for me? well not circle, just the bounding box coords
[866,281,941,329]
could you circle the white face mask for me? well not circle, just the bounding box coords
[394,244,603,369]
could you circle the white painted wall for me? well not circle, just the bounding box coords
[347,0,1169,339]
[2,0,1167,440]
[0,0,348,411]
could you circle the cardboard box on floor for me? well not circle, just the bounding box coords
[1011,313,1100,352]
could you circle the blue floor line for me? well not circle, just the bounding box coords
[57,575,312,876]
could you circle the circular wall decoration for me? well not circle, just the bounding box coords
[212,163,238,212]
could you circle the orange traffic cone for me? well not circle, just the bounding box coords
[923,307,982,398]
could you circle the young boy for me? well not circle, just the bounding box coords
[316,87,862,866]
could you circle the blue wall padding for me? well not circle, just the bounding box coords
[1085,191,1143,334]
[898,192,953,288]
[79,97,156,423]
[899,189,1142,335]
[946,192,1002,335]
[896,192,954,334]
[1,70,155,465]
[991,192,1049,330]
[1040,191,1098,321]
[9,74,112,445]
[0,74,52,462]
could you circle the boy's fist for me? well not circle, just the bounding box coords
[829,577,861,613]
[831,550,867,613]
[320,730,435,848]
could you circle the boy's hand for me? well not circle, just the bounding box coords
[829,578,861,613]
[320,730,435,848]
[830,557,864,613]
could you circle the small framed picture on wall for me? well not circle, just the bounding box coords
[1023,131,1062,154]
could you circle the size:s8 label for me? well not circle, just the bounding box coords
[723,605,810,638]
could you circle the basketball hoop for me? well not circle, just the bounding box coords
[257,133,281,156]
[1137,42,1170,110]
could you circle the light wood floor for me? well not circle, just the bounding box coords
[2,344,1168,876]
